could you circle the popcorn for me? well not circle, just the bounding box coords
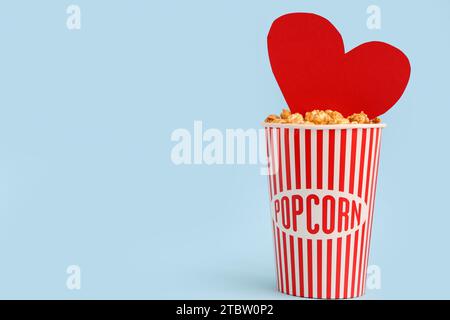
[287,113,304,124]
[325,110,349,124]
[265,114,280,123]
[371,117,381,124]
[347,111,370,124]
[280,108,291,119]
[305,110,333,124]
[264,109,382,125]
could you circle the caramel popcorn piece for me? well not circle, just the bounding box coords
[370,117,381,124]
[287,113,304,124]
[305,110,333,124]
[325,110,347,124]
[280,108,291,119]
[272,118,287,124]
[335,118,350,124]
[347,111,370,124]
[265,114,280,123]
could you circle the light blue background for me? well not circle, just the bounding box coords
[0,0,448,299]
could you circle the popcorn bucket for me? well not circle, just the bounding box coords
[263,123,385,299]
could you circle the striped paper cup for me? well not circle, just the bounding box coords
[263,123,385,299]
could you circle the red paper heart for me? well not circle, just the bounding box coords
[267,13,411,118]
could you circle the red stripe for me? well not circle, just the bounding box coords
[276,227,284,293]
[294,129,301,189]
[335,237,342,298]
[297,238,305,297]
[284,128,292,190]
[357,222,366,296]
[265,128,273,200]
[269,128,277,196]
[343,234,352,299]
[351,229,359,297]
[339,130,347,192]
[277,128,283,193]
[289,235,296,296]
[317,240,323,298]
[348,129,358,194]
[328,130,335,190]
[307,239,313,297]
[282,232,290,294]
[326,239,332,299]
[364,128,375,204]
[305,130,312,189]
[316,130,323,189]
[272,221,280,291]
[357,129,367,197]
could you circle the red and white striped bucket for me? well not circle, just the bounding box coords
[263,123,385,299]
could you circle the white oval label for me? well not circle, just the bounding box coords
[271,189,368,240]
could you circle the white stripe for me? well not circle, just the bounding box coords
[310,130,317,189]
[344,129,352,193]
[353,129,362,195]
[321,131,329,298]
[353,232,361,298]
[334,130,341,191]
[320,131,328,298]
[279,232,286,293]
[270,228,277,290]
[300,129,307,189]
[293,235,300,296]
[358,225,366,296]
[311,240,317,297]
[322,240,327,298]
[267,128,275,196]
[280,128,288,192]
[352,233,360,298]
[268,129,273,176]
[274,228,281,292]
[272,129,279,180]
[322,130,329,190]
[346,235,354,297]
[330,239,337,298]
[285,234,292,295]
[339,237,347,298]
[302,238,309,297]
[289,128,296,190]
